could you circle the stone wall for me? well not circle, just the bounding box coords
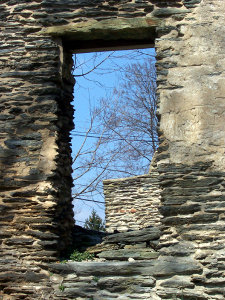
[155,0,225,170]
[153,1,225,298]
[43,224,213,300]
[0,0,225,299]
[0,37,75,298]
[104,170,162,233]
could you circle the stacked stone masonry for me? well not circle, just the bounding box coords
[103,171,163,232]
[0,0,225,299]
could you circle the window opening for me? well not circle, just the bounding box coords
[71,48,158,227]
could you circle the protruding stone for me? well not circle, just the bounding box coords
[97,249,159,260]
[103,227,161,243]
[152,8,191,17]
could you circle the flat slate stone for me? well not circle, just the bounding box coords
[39,17,161,40]
[159,241,195,256]
[48,263,72,274]
[98,249,159,260]
[97,275,156,294]
[50,256,201,277]
[103,227,161,243]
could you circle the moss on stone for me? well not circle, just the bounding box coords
[38,17,161,41]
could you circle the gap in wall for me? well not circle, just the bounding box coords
[70,48,157,227]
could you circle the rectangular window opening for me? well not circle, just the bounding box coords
[70,47,158,230]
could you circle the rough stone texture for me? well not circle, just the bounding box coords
[49,254,202,300]
[0,0,225,299]
[156,1,225,170]
[103,226,161,243]
[104,170,163,232]
[39,17,160,41]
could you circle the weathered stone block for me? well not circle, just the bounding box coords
[159,275,194,288]
[159,204,201,217]
[4,238,35,245]
[162,213,219,226]
[98,249,159,260]
[103,227,161,243]
[152,8,190,17]
[159,241,195,256]
[51,256,201,277]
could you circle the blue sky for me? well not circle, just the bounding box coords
[71,48,155,226]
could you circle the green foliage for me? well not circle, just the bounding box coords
[60,260,67,264]
[59,285,65,292]
[93,276,100,282]
[84,209,105,231]
[70,249,94,262]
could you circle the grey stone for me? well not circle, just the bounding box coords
[0,215,14,222]
[53,256,201,277]
[86,243,120,254]
[28,103,58,114]
[174,177,223,188]
[37,240,58,246]
[29,250,57,257]
[9,107,23,114]
[159,241,195,256]
[205,202,225,213]
[21,133,42,140]
[162,213,219,226]
[161,187,210,197]
[183,0,201,8]
[159,204,201,217]
[103,227,161,243]
[98,275,155,293]
[4,139,43,150]
[48,263,75,275]
[98,249,159,260]
[59,285,97,298]
[161,195,189,205]
[39,17,160,41]
[0,179,28,189]
[26,230,58,239]
[160,275,195,288]
[5,238,35,245]
[3,197,32,205]
[0,114,15,120]
[15,216,53,223]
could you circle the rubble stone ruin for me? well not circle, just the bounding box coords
[0,0,225,299]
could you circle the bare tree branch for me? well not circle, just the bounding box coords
[73,51,115,77]
[72,50,158,217]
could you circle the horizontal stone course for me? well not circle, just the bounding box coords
[104,171,163,232]
[98,249,159,260]
[49,256,201,277]
[103,227,161,243]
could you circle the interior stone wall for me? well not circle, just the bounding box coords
[103,170,162,233]
[0,0,225,299]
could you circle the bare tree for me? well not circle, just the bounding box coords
[93,56,158,176]
[72,105,125,204]
[71,51,158,216]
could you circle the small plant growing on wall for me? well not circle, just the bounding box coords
[93,276,100,282]
[59,285,65,292]
[70,249,94,262]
